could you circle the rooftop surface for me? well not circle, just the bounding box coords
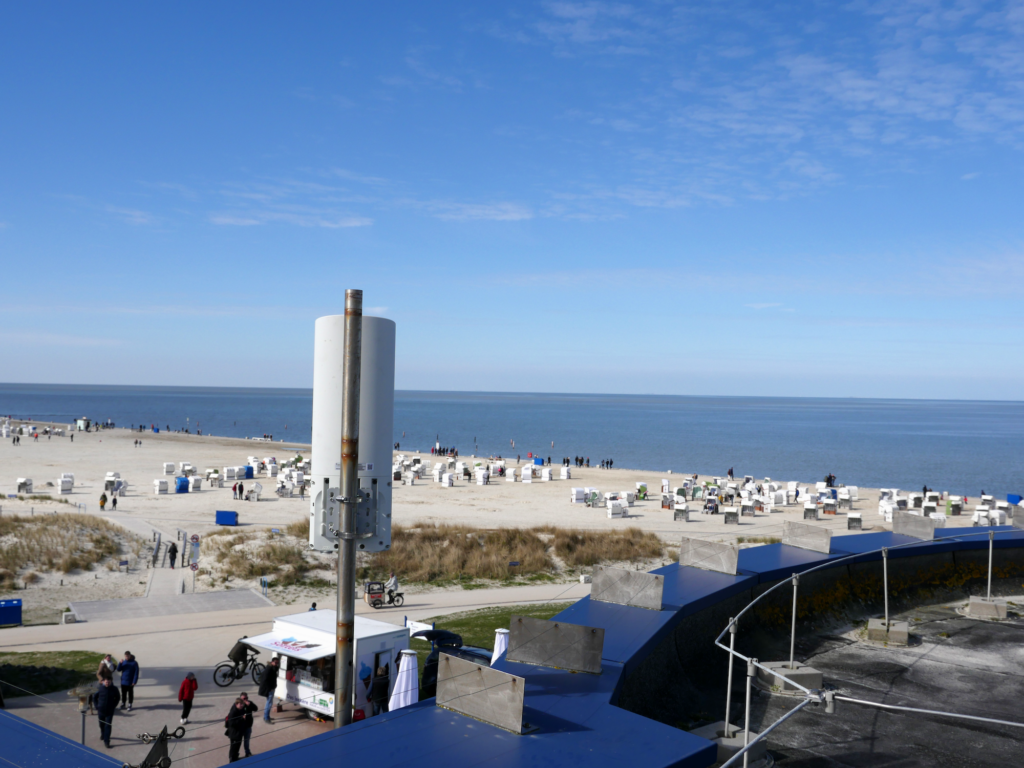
[4,524,1021,768]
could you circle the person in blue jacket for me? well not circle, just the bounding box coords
[117,651,140,711]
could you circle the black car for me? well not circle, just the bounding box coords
[412,629,492,699]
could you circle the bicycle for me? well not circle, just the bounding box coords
[213,650,266,688]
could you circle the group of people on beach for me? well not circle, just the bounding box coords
[431,445,458,457]
[562,456,591,468]
[599,459,615,469]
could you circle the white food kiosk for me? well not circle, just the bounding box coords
[243,610,409,719]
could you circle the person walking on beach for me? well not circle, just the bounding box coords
[116,652,139,711]
[168,542,178,569]
[225,697,247,762]
[95,678,120,748]
[99,493,107,510]
[258,657,280,723]
[178,672,197,724]
[238,482,244,501]
[111,497,117,511]
[232,482,238,500]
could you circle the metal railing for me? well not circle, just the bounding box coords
[713,527,1020,767]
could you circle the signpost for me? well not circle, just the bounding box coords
[189,535,201,592]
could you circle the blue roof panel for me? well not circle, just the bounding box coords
[737,543,849,583]
[0,711,115,768]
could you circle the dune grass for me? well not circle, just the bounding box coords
[547,527,664,567]
[213,523,670,589]
[0,514,144,587]
[362,525,553,583]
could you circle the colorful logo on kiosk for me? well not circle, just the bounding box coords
[270,636,322,653]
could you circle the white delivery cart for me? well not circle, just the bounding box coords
[243,610,409,720]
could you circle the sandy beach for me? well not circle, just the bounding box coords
[0,422,975,616]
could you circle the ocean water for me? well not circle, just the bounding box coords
[1,384,1022,498]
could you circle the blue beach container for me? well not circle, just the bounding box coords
[175,477,189,493]
[216,510,239,526]
[244,465,254,479]
[0,599,22,626]
[1009,494,1022,505]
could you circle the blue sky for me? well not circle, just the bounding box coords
[1,2,1022,399]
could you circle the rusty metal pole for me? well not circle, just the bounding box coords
[334,289,363,728]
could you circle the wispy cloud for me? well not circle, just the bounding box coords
[209,210,372,228]
[0,331,123,347]
[745,302,783,310]
[426,201,533,221]
[105,205,159,226]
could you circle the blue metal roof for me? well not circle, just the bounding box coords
[554,566,754,679]
[737,543,850,583]
[0,710,116,768]
[244,662,716,768]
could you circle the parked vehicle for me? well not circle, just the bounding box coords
[413,629,492,700]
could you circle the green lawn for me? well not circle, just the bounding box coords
[408,601,576,672]
[0,650,103,699]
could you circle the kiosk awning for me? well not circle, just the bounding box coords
[244,631,334,662]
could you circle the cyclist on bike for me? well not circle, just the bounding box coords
[228,637,252,676]
[385,572,399,605]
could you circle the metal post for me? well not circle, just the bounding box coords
[882,548,889,629]
[334,289,363,729]
[724,618,737,737]
[789,574,799,670]
[743,658,756,768]
[81,710,85,744]
[987,530,994,601]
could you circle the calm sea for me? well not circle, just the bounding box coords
[1,384,1021,498]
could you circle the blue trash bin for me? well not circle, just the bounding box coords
[0,599,23,626]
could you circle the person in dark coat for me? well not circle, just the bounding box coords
[225,698,247,762]
[95,678,120,748]
[116,652,140,711]
[257,656,280,723]
[168,542,178,569]
[238,692,259,757]
[370,666,390,716]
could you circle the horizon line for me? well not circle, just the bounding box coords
[0,381,1022,405]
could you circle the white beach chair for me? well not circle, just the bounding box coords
[153,479,168,495]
